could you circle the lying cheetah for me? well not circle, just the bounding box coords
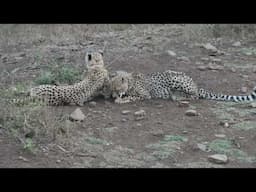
[15,51,109,106]
[109,70,256,103]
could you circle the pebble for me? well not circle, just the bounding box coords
[178,101,190,107]
[135,116,145,121]
[134,109,146,121]
[178,56,189,62]
[206,63,224,70]
[134,109,146,116]
[195,61,203,65]
[121,110,131,115]
[232,41,241,47]
[18,156,29,162]
[208,154,228,164]
[197,143,211,152]
[121,118,127,122]
[136,123,142,127]
[88,101,97,107]
[219,121,230,128]
[201,57,209,61]
[69,108,85,121]
[210,58,222,63]
[151,129,164,136]
[214,134,226,138]
[230,68,236,73]
[56,160,61,163]
[185,109,198,116]
[249,102,256,108]
[202,43,218,52]
[167,50,177,57]
[241,86,247,93]
[197,66,207,71]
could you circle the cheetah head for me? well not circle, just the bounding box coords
[109,70,131,98]
[85,50,104,70]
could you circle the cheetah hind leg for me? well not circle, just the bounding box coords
[170,90,197,101]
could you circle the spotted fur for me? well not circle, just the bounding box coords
[109,70,256,103]
[14,51,109,106]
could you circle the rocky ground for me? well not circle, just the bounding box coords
[0,24,256,168]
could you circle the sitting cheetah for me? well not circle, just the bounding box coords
[15,51,109,106]
[109,70,256,103]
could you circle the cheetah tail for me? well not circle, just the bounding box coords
[198,86,256,102]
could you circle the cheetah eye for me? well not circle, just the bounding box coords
[121,77,125,83]
[88,54,92,61]
[99,50,104,56]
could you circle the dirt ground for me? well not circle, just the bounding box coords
[0,24,256,168]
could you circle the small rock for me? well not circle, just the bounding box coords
[197,66,207,71]
[219,121,229,128]
[88,101,97,107]
[167,50,177,57]
[249,102,256,108]
[253,67,256,73]
[121,110,131,115]
[18,156,29,162]
[136,123,142,127]
[202,43,218,52]
[70,108,85,121]
[185,109,198,116]
[201,57,209,61]
[208,154,228,164]
[232,41,241,47]
[197,143,211,152]
[215,134,226,138]
[207,63,224,70]
[241,86,247,93]
[182,130,188,134]
[134,109,146,116]
[121,118,127,122]
[210,58,222,63]
[56,160,61,163]
[224,122,229,128]
[230,68,236,73]
[15,56,24,60]
[178,56,189,62]
[2,56,8,62]
[134,109,146,121]
[135,116,145,121]
[178,101,190,107]
[151,129,164,136]
[195,61,203,65]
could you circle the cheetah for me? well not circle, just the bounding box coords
[109,70,256,104]
[14,51,109,106]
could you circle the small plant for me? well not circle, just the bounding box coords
[34,71,55,85]
[54,66,82,84]
[23,138,37,154]
[34,66,82,85]
[146,134,187,160]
